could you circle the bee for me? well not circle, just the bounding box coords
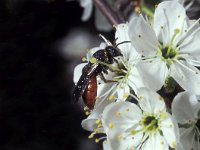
[73,36,124,109]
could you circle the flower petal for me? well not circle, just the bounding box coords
[153,0,188,46]
[160,114,177,149]
[169,61,200,94]
[128,15,159,56]
[137,88,166,114]
[136,59,168,91]
[80,0,93,21]
[172,91,200,124]
[142,132,168,150]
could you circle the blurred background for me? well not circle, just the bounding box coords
[0,0,106,149]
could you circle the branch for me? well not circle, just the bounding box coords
[93,0,123,26]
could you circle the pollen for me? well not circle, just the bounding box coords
[116,111,121,116]
[90,57,97,63]
[123,93,129,99]
[108,123,113,129]
[95,139,100,143]
[85,111,90,116]
[174,28,180,34]
[95,119,101,124]
[88,134,94,139]
[108,95,116,101]
[82,57,87,62]
[158,96,162,100]
[139,96,144,100]
[171,141,176,148]
[117,134,123,140]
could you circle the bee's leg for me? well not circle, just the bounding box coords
[99,73,116,83]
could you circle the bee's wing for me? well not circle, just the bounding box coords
[73,63,98,103]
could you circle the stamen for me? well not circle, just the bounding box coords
[96,60,122,72]
[129,93,140,101]
[95,136,107,143]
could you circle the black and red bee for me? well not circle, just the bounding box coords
[73,40,123,109]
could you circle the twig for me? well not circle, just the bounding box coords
[93,0,123,26]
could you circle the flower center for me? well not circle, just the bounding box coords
[158,29,180,66]
[161,46,177,59]
[142,116,158,132]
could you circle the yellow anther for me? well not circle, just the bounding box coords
[95,139,99,143]
[82,57,87,62]
[160,112,167,119]
[130,129,136,135]
[84,106,88,111]
[158,96,162,100]
[108,95,116,101]
[94,129,99,133]
[90,57,97,63]
[123,93,129,99]
[88,134,94,139]
[95,119,101,124]
[161,141,164,144]
[139,96,143,100]
[108,123,113,129]
[85,111,90,116]
[97,124,102,128]
[172,141,176,148]
[116,111,120,116]
[174,28,180,34]
[103,140,107,144]
[117,134,122,140]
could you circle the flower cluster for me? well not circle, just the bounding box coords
[73,0,200,150]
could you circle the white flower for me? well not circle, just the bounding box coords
[103,23,145,101]
[101,88,177,150]
[172,91,200,150]
[128,0,200,94]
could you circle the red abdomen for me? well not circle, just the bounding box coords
[82,74,97,109]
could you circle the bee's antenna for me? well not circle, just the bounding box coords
[116,41,131,47]
[99,34,112,46]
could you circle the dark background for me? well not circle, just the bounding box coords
[0,0,102,149]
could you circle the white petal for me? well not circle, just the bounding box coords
[179,32,200,60]
[115,23,132,59]
[102,102,143,150]
[169,61,200,94]
[154,1,188,46]
[73,63,87,83]
[128,16,159,56]
[177,127,199,150]
[172,91,200,124]
[142,133,168,150]
[160,114,177,148]
[80,0,93,21]
[136,59,168,91]
[116,83,130,101]
[137,88,166,114]
[102,102,142,133]
[127,67,145,95]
